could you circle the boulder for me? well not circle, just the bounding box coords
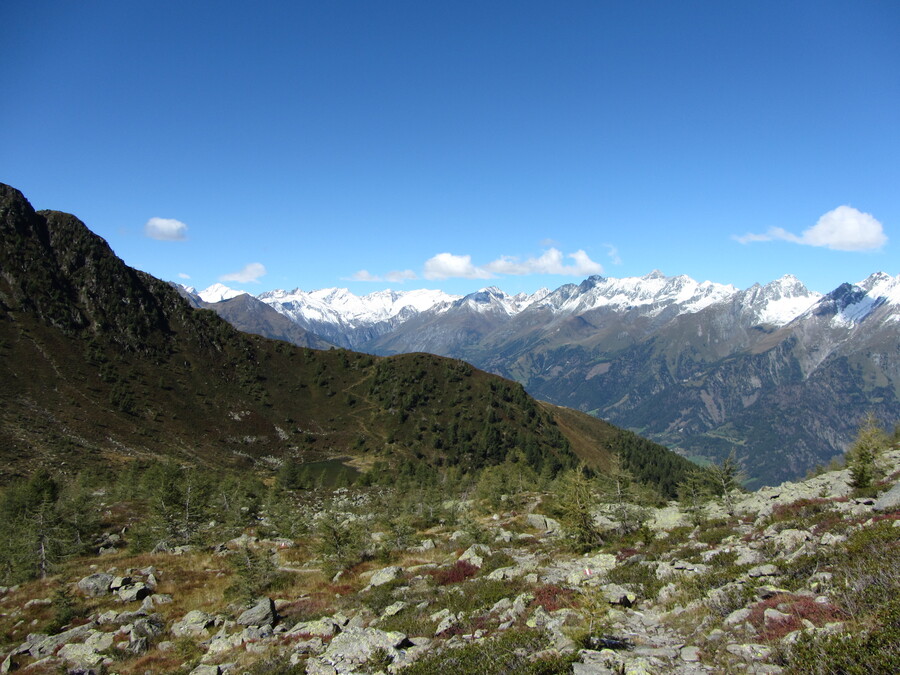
[874,482,900,511]
[117,582,150,603]
[57,643,105,668]
[171,610,214,637]
[287,617,340,638]
[316,627,410,671]
[748,564,780,578]
[237,597,277,627]
[601,583,637,607]
[366,565,403,588]
[76,573,114,598]
[459,543,490,569]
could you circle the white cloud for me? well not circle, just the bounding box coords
[422,248,603,280]
[484,248,603,276]
[350,270,379,282]
[424,253,494,280]
[734,206,887,251]
[178,272,191,280]
[220,262,267,283]
[144,217,188,241]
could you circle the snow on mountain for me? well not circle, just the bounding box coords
[534,271,738,316]
[737,275,822,326]
[258,287,459,328]
[857,272,900,304]
[790,272,900,329]
[197,283,248,303]
[191,272,894,340]
[455,287,551,315]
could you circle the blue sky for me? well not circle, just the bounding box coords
[2,1,898,296]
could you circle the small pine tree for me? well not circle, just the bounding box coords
[705,450,746,516]
[847,413,887,490]
[557,468,602,552]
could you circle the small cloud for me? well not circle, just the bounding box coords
[220,262,267,284]
[350,270,379,282]
[484,248,603,276]
[424,253,494,280]
[734,206,887,251]
[604,244,622,266]
[422,248,603,280]
[144,217,188,241]
[540,238,560,248]
[178,272,191,280]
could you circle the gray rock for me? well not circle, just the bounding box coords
[724,608,751,625]
[28,622,95,658]
[526,513,562,534]
[726,643,773,661]
[118,582,150,603]
[189,666,221,675]
[601,583,637,607]
[76,573,114,597]
[130,615,164,641]
[459,543,490,568]
[874,482,900,511]
[171,610,214,637]
[287,617,340,637]
[748,564,780,578]
[237,597,277,627]
[367,565,402,588]
[764,608,792,628]
[57,642,105,668]
[317,626,410,670]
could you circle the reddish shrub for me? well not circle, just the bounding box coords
[616,548,641,563]
[431,560,480,585]
[530,584,575,612]
[748,593,845,641]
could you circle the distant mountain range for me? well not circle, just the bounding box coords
[183,270,900,486]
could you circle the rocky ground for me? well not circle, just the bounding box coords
[1,452,899,675]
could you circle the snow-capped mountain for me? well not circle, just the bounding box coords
[195,270,824,340]
[251,287,459,348]
[182,270,899,486]
[195,282,248,303]
[533,271,738,316]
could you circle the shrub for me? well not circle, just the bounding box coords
[747,593,845,642]
[778,597,900,674]
[430,559,480,585]
[400,628,577,675]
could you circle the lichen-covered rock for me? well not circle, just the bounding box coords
[287,616,341,637]
[237,597,277,627]
[366,565,402,588]
[312,626,410,672]
[459,543,490,568]
[76,573,114,598]
[171,610,214,637]
[874,481,900,511]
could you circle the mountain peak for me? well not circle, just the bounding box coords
[198,283,247,303]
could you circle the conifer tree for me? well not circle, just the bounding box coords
[847,413,888,489]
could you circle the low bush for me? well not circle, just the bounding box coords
[400,628,577,675]
[778,597,900,674]
[430,559,479,585]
